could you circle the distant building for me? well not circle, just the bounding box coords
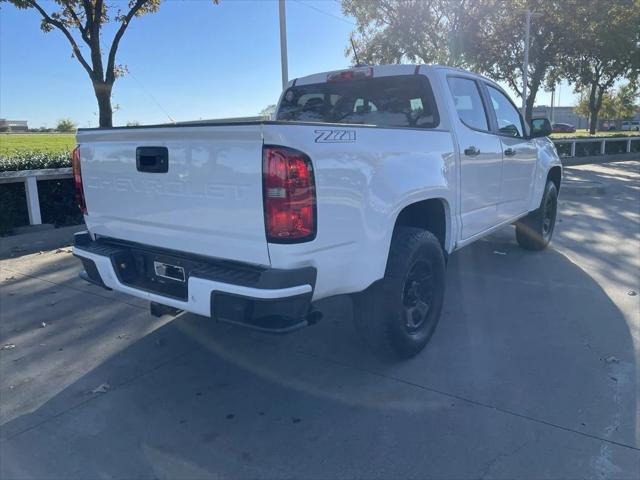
[0,119,28,132]
[532,106,589,129]
[532,106,640,130]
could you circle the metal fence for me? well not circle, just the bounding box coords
[552,136,640,158]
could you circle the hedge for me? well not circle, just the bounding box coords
[0,151,83,235]
[0,151,71,173]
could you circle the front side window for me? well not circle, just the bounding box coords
[276,75,439,129]
[447,77,489,131]
[487,85,524,138]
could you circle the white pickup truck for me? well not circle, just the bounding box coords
[73,64,561,357]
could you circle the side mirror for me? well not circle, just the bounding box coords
[530,117,552,138]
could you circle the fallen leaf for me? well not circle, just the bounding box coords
[91,383,111,394]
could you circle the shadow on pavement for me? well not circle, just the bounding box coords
[1,231,637,479]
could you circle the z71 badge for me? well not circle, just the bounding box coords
[314,129,356,143]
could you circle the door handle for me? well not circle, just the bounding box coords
[136,146,169,173]
[464,146,480,156]
[504,148,517,156]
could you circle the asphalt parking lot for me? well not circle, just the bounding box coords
[1,161,639,479]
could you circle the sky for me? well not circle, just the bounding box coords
[0,0,578,128]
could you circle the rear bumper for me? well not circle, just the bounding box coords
[73,231,316,332]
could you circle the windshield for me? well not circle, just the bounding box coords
[276,74,439,129]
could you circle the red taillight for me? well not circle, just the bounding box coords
[263,146,316,243]
[71,146,87,214]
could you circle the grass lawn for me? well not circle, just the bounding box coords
[0,133,75,156]
[550,131,640,139]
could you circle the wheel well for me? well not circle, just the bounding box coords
[547,166,562,192]
[394,199,447,249]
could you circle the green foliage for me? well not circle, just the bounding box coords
[574,83,640,128]
[558,0,640,133]
[0,134,75,156]
[341,0,639,127]
[342,0,480,66]
[464,0,571,123]
[614,83,640,120]
[0,151,71,172]
[55,118,77,133]
[0,150,80,234]
[0,178,83,234]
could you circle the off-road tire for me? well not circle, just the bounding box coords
[353,228,446,358]
[515,180,558,251]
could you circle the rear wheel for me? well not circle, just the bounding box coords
[353,228,446,358]
[516,180,558,251]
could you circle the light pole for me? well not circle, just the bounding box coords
[279,0,289,90]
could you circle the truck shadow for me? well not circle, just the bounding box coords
[1,231,637,478]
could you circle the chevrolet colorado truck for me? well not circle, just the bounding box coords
[73,64,561,357]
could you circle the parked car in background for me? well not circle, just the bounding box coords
[552,122,576,133]
[72,64,561,358]
[621,120,640,131]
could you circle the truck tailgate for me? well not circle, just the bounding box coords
[77,124,270,266]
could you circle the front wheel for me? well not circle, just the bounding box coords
[353,228,446,358]
[515,180,558,250]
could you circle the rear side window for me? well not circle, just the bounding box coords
[276,75,439,129]
[447,77,489,131]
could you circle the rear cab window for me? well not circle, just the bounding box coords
[276,75,439,129]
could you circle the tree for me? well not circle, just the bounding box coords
[341,0,483,67]
[4,1,217,127]
[559,0,640,134]
[342,0,572,124]
[613,82,640,120]
[259,104,277,118]
[463,0,571,124]
[56,118,77,132]
[575,83,639,130]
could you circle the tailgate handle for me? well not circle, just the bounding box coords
[136,147,168,173]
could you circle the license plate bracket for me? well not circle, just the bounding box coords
[153,261,186,283]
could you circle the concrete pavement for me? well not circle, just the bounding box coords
[1,161,638,479]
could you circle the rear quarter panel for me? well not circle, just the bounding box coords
[264,123,457,300]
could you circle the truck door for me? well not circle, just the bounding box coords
[484,84,538,222]
[447,76,503,240]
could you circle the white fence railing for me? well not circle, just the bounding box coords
[1,137,639,227]
[0,168,72,225]
[552,136,640,157]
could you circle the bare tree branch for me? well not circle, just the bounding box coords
[105,0,147,84]
[61,1,89,43]
[25,0,94,77]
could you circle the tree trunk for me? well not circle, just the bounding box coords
[93,81,113,128]
[587,82,599,135]
[525,92,536,126]
[589,108,598,134]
